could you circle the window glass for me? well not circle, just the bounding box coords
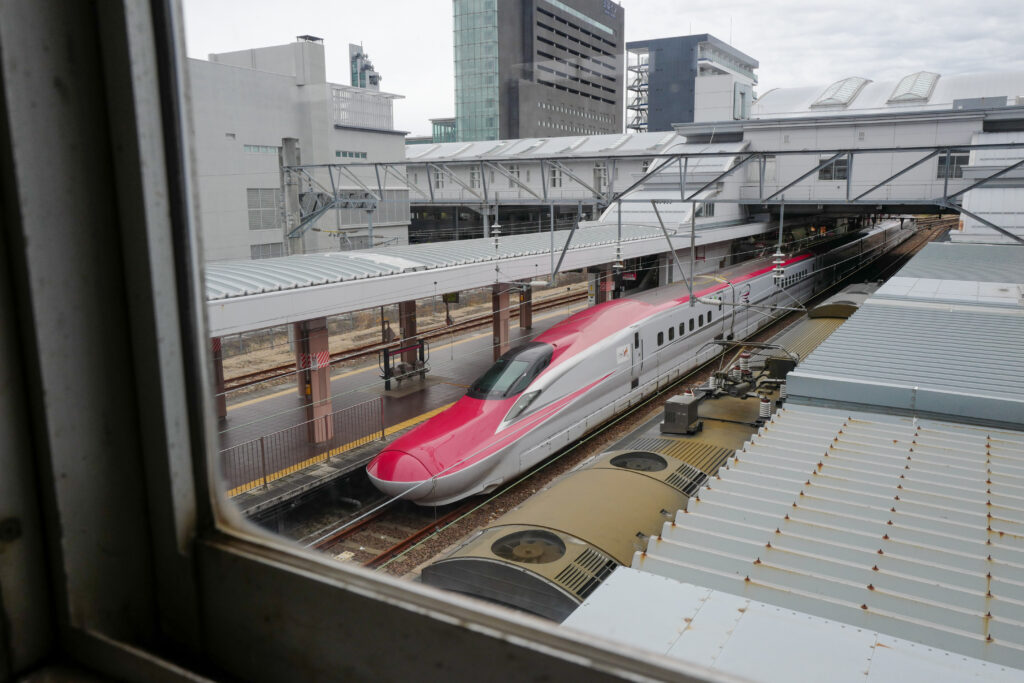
[668,327,674,341]
[818,157,849,181]
[689,318,694,332]
[699,314,704,326]
[937,153,969,179]
[657,331,664,345]
[468,343,553,399]
[505,390,541,422]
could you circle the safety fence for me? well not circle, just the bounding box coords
[221,397,384,496]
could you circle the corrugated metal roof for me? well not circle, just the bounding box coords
[205,221,712,301]
[404,132,740,162]
[565,567,1024,682]
[786,302,1024,427]
[631,403,1024,668]
[894,243,1024,283]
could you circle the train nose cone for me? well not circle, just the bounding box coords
[367,449,431,482]
[366,449,435,502]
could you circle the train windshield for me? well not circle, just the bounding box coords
[468,342,553,399]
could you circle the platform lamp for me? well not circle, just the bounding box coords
[771,195,787,286]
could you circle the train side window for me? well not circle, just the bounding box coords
[634,332,639,348]
[707,310,713,323]
[678,323,684,336]
[699,314,704,327]
[689,318,694,332]
[668,327,675,341]
[657,331,664,346]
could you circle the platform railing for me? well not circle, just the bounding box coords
[221,397,385,496]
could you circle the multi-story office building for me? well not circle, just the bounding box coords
[189,37,410,260]
[453,0,625,141]
[626,34,758,131]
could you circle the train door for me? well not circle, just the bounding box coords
[630,328,643,390]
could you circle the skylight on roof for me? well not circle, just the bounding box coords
[888,71,940,103]
[811,77,870,108]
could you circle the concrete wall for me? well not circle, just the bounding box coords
[190,59,305,261]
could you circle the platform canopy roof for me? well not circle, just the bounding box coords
[204,219,771,336]
[404,130,685,162]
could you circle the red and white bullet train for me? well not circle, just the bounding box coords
[366,221,912,505]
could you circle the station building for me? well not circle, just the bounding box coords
[188,36,411,261]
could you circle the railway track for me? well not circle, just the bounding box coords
[310,220,950,577]
[223,289,587,391]
[311,499,476,567]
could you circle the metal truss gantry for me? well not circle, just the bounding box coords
[284,141,1024,245]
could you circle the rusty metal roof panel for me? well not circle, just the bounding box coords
[630,404,1024,668]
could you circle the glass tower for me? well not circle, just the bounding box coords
[453,0,499,141]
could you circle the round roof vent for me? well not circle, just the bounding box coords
[609,451,668,472]
[490,530,566,564]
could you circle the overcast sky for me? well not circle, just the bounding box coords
[181,0,1024,136]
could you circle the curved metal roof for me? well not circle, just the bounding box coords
[752,70,1024,118]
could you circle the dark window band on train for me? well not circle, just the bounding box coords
[689,319,694,332]
[699,314,704,327]
[634,332,639,348]
[668,327,674,341]
[468,342,553,399]
[657,331,664,346]
[678,323,684,336]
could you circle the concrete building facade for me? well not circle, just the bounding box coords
[626,34,758,132]
[453,0,625,142]
[189,37,411,261]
